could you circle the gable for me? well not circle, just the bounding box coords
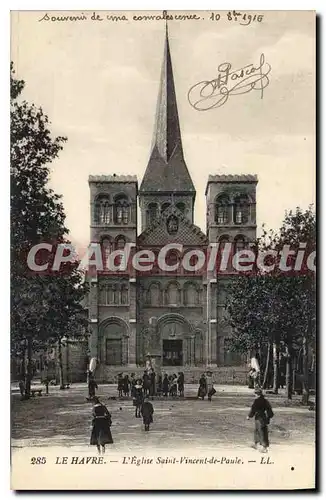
[138,206,208,246]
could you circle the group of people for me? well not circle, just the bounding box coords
[117,372,185,399]
[90,387,274,455]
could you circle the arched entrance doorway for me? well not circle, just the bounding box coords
[157,314,194,367]
[98,317,129,366]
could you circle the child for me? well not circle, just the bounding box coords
[141,397,154,431]
[247,389,274,452]
[134,379,143,418]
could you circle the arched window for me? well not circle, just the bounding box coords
[115,235,126,250]
[234,195,249,225]
[218,235,231,269]
[166,282,180,306]
[114,194,129,224]
[184,283,198,306]
[215,194,230,224]
[147,203,158,225]
[176,202,186,214]
[218,235,230,249]
[148,283,161,306]
[95,195,111,224]
[165,250,180,273]
[101,237,112,266]
[161,202,171,214]
[234,235,246,252]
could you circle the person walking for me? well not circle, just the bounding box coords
[141,397,154,431]
[162,374,169,398]
[177,372,185,398]
[90,397,113,454]
[197,374,207,400]
[247,389,274,453]
[206,371,216,401]
[117,373,124,398]
[88,372,98,400]
[170,374,178,398]
[143,371,150,397]
[130,373,136,398]
[123,374,130,397]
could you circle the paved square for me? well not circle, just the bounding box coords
[11,383,315,452]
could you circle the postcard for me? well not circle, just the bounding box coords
[10,10,316,490]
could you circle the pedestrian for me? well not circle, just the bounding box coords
[88,372,98,400]
[149,371,156,398]
[170,374,178,397]
[247,388,274,453]
[90,397,113,454]
[141,397,154,431]
[123,374,130,397]
[206,371,216,401]
[143,371,150,397]
[130,373,136,398]
[134,379,143,418]
[162,374,169,397]
[117,373,124,398]
[177,372,184,398]
[197,374,207,400]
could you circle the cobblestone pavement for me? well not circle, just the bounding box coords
[11,383,315,451]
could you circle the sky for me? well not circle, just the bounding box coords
[11,10,315,248]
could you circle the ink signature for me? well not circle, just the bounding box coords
[188,53,271,111]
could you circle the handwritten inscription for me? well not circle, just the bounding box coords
[188,53,271,111]
[38,11,264,24]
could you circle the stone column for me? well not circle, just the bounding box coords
[128,277,137,366]
[88,280,99,358]
[190,336,195,366]
[183,339,188,366]
[89,322,99,359]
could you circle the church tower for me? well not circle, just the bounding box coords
[139,26,196,231]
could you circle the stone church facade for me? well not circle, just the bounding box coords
[87,30,258,382]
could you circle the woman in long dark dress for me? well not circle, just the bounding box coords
[197,374,207,400]
[90,397,113,454]
[177,372,184,398]
[162,374,169,397]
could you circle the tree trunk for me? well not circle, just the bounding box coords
[272,342,280,394]
[58,339,65,390]
[301,335,310,405]
[262,342,271,389]
[24,337,33,399]
[285,344,293,399]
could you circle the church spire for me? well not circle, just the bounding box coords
[140,26,195,193]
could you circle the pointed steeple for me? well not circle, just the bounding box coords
[140,26,195,194]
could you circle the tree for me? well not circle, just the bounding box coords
[225,207,316,403]
[11,63,88,397]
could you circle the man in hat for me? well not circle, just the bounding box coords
[247,389,274,452]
